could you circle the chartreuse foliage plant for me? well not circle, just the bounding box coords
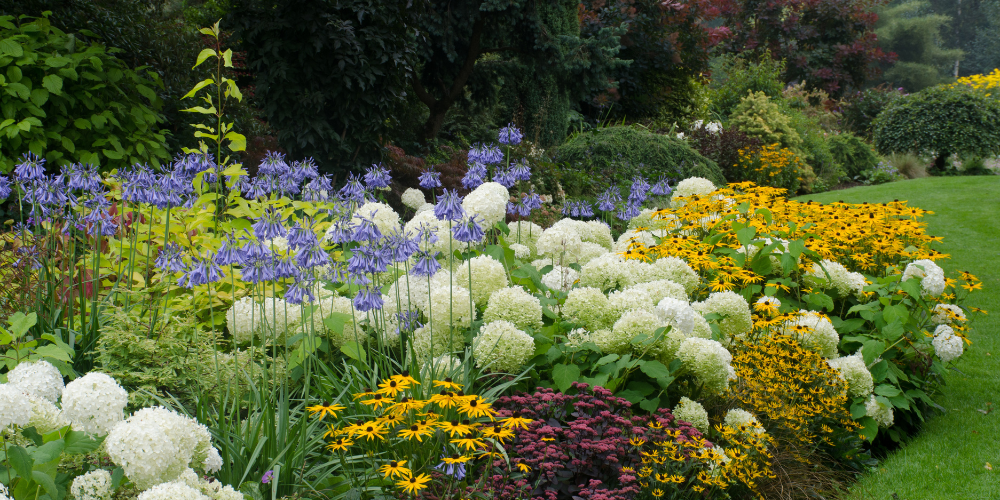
[0,14,170,173]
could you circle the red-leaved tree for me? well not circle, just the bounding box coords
[716,0,895,96]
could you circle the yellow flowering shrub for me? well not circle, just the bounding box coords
[954,68,1000,93]
[734,143,809,193]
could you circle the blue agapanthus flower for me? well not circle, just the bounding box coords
[492,167,516,188]
[0,176,11,200]
[462,163,487,190]
[434,189,465,221]
[339,173,367,203]
[258,151,290,177]
[155,243,187,273]
[511,160,531,182]
[412,250,442,277]
[468,144,504,165]
[253,207,287,241]
[363,163,392,189]
[419,168,442,190]
[13,153,46,183]
[497,123,523,146]
[302,174,333,202]
[177,254,226,288]
[285,279,316,305]
[353,286,383,312]
[452,215,485,243]
[650,176,672,196]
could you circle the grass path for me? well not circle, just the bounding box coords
[794,177,1000,499]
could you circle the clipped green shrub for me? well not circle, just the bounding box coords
[708,51,785,118]
[873,85,1000,172]
[840,85,905,139]
[829,133,879,177]
[729,91,802,151]
[0,15,170,172]
[554,125,726,192]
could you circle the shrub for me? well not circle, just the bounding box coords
[728,92,802,152]
[554,126,727,193]
[829,132,879,178]
[687,126,763,183]
[886,152,927,179]
[708,52,786,119]
[734,143,808,193]
[840,85,905,139]
[0,15,170,172]
[856,161,904,185]
[873,85,1000,172]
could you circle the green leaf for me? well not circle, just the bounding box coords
[639,360,670,379]
[225,131,246,152]
[64,430,104,455]
[874,384,902,398]
[552,363,581,392]
[8,312,36,337]
[594,354,619,367]
[32,344,72,363]
[193,48,217,69]
[73,118,92,129]
[869,359,889,382]
[0,37,23,57]
[850,401,868,419]
[639,397,661,413]
[42,74,62,95]
[30,439,64,464]
[861,340,884,365]
[29,88,48,106]
[111,467,125,488]
[182,105,217,115]
[136,84,157,101]
[616,389,645,404]
[340,341,367,363]
[736,226,756,246]
[61,136,75,153]
[103,149,123,160]
[222,48,234,68]
[7,445,33,478]
[182,78,215,99]
[858,416,878,441]
[322,312,353,335]
[225,78,242,102]
[32,470,59,498]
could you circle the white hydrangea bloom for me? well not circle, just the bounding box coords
[562,287,612,330]
[136,481,210,500]
[61,372,127,436]
[931,325,964,363]
[71,469,113,500]
[473,320,535,373]
[845,272,868,301]
[483,286,543,331]
[649,257,699,293]
[827,352,874,398]
[420,284,476,333]
[805,259,855,297]
[416,202,434,214]
[633,279,687,306]
[600,309,664,355]
[510,243,530,259]
[508,220,543,255]
[677,337,733,394]
[0,384,32,429]
[575,241,610,266]
[26,393,69,434]
[783,311,840,358]
[8,360,64,404]
[541,266,579,293]
[462,182,509,229]
[608,287,654,316]
[536,222,583,261]
[931,304,966,325]
[692,291,753,343]
[674,397,710,433]
[865,395,894,427]
[203,447,223,474]
[226,296,261,344]
[653,298,698,336]
[902,259,946,297]
[402,209,441,251]
[612,229,656,254]
[7,359,66,403]
[585,220,614,249]
[723,409,763,433]
[579,252,631,291]
[401,188,426,209]
[410,325,465,361]
[0,484,10,500]
[351,201,401,236]
[105,407,216,489]
[456,255,509,306]
[671,177,716,206]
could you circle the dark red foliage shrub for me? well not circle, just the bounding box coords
[485,383,708,500]
[687,127,762,183]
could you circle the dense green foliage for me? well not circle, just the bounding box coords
[727,92,802,151]
[717,0,892,96]
[708,52,786,119]
[840,85,906,139]
[554,126,726,190]
[830,132,880,177]
[228,0,415,175]
[0,15,169,172]
[874,1,964,91]
[873,85,1000,170]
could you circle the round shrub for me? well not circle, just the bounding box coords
[728,91,802,153]
[873,85,1000,172]
[829,132,879,177]
[840,85,905,139]
[554,126,726,192]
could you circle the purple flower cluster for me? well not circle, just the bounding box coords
[498,123,524,146]
[508,189,542,218]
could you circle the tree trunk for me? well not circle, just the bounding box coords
[934,152,950,173]
[412,17,486,143]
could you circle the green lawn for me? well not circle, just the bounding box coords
[794,177,1000,499]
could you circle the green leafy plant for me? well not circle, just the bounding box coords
[727,91,802,153]
[1,426,107,500]
[0,312,74,381]
[0,14,169,172]
[829,132,879,178]
[872,84,1000,173]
